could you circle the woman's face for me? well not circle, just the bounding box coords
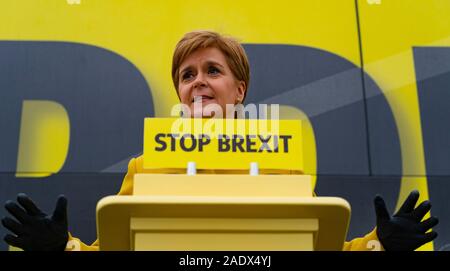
[177,47,245,117]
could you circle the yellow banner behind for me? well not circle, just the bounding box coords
[143,118,303,172]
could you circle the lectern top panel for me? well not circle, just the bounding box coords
[97,196,350,251]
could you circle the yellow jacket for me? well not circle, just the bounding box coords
[66,156,383,251]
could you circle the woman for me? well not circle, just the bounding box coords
[173,31,248,118]
[1,30,439,251]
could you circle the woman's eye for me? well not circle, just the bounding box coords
[208,67,220,75]
[182,72,194,81]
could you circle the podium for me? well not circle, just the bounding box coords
[97,173,351,251]
[97,118,350,250]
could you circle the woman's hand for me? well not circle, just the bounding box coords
[374,190,439,251]
[1,193,69,251]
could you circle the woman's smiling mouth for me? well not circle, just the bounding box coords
[192,95,214,103]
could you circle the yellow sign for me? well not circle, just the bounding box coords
[143,118,303,172]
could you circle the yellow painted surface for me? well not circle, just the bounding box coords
[16,100,70,178]
[134,174,312,197]
[357,0,450,250]
[143,118,303,171]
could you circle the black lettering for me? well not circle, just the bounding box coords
[198,134,211,152]
[218,134,230,152]
[273,135,279,153]
[258,135,272,153]
[180,134,197,152]
[246,135,257,152]
[279,135,292,153]
[168,133,180,151]
[154,133,167,151]
[232,135,245,152]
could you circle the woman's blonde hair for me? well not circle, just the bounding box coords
[172,30,250,101]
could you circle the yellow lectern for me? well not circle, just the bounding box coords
[97,174,351,251]
[96,118,351,251]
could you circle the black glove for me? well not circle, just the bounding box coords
[1,193,69,251]
[374,190,439,251]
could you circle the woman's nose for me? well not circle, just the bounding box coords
[193,72,207,88]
